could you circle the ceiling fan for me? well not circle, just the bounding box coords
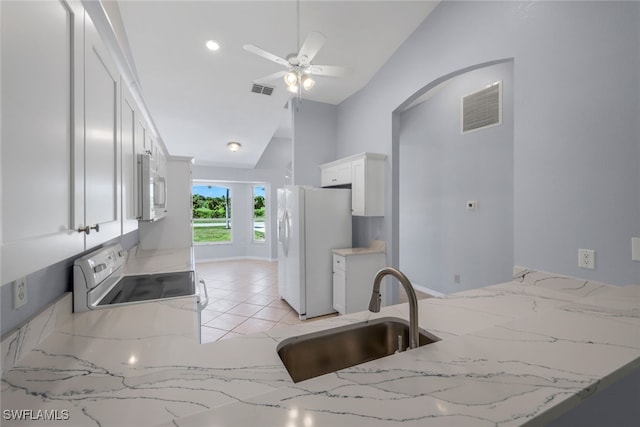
[243,2,347,95]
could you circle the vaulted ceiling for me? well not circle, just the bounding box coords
[118,1,439,167]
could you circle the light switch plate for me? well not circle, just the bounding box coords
[632,238,640,262]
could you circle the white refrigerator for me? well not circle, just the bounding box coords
[277,186,352,319]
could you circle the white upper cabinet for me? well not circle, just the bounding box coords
[1,0,84,284]
[319,153,386,217]
[121,82,141,234]
[80,13,122,248]
[320,162,351,187]
[0,1,151,284]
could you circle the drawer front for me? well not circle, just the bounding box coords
[333,254,346,272]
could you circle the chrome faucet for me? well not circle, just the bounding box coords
[369,267,419,349]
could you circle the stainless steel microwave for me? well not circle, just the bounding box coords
[138,153,167,221]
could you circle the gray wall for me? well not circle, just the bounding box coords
[399,62,514,294]
[255,137,291,171]
[546,367,640,427]
[292,99,339,186]
[336,1,640,287]
[0,231,139,337]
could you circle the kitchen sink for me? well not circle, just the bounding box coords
[277,317,440,383]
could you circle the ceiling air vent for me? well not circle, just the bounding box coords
[462,81,502,133]
[251,83,274,96]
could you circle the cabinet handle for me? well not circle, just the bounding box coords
[76,224,99,235]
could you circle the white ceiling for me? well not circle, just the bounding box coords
[118,1,439,168]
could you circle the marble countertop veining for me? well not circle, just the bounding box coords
[1,268,639,427]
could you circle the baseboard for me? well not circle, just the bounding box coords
[196,256,275,264]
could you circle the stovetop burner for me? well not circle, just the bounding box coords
[98,271,195,306]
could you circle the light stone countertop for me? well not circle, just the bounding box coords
[123,245,195,275]
[1,266,639,427]
[333,240,386,256]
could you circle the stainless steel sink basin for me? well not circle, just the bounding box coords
[277,317,440,383]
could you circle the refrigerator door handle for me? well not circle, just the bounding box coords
[280,210,290,257]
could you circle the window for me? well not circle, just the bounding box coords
[253,185,266,242]
[192,185,232,243]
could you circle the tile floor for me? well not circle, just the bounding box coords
[197,259,431,344]
[197,259,321,343]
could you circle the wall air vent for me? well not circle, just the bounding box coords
[462,81,502,133]
[251,83,274,96]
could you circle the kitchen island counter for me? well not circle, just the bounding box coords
[1,268,638,426]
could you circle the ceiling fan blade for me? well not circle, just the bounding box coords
[243,44,289,67]
[253,71,287,85]
[307,65,348,78]
[297,31,326,63]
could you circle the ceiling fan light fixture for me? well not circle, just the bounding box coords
[205,40,220,51]
[284,71,298,87]
[287,84,299,94]
[301,74,315,91]
[227,141,241,152]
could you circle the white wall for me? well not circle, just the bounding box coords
[399,62,514,294]
[336,1,640,287]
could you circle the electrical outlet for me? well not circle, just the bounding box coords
[632,238,640,262]
[578,249,595,270]
[13,277,27,309]
[454,274,461,284]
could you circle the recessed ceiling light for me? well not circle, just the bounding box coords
[205,40,220,51]
[227,141,241,152]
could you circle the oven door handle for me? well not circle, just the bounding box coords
[198,278,209,310]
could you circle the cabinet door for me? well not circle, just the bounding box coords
[333,268,346,315]
[351,158,366,215]
[0,0,84,283]
[121,83,139,234]
[320,165,336,187]
[321,163,351,187]
[82,13,121,248]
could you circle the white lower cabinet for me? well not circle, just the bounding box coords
[332,252,386,315]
